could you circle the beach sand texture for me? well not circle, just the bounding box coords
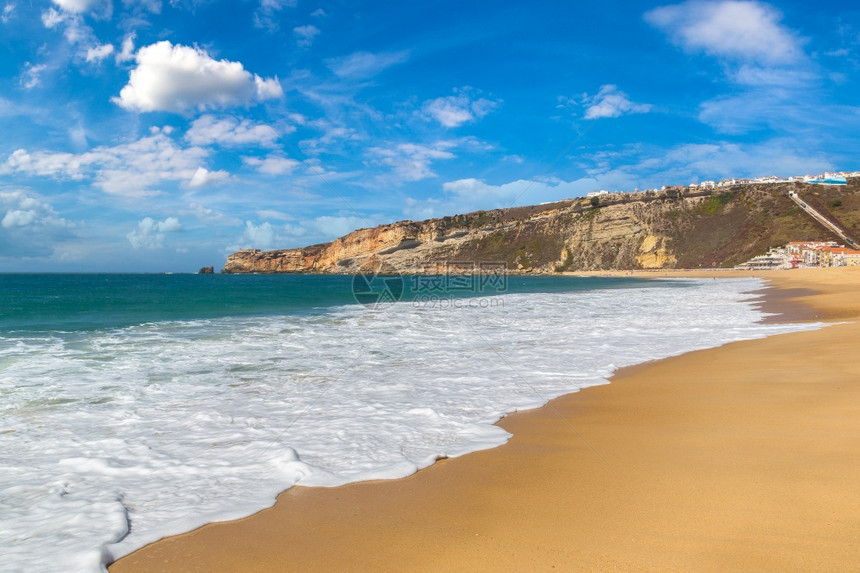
[111,267,860,572]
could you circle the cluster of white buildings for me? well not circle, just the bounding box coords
[736,241,860,270]
[688,171,860,191]
[585,171,860,198]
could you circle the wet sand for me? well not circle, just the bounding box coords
[111,267,860,572]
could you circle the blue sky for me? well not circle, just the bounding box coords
[1,0,859,271]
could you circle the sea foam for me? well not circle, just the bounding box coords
[0,278,820,572]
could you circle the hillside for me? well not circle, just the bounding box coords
[223,180,860,274]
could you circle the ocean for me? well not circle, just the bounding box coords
[0,273,820,572]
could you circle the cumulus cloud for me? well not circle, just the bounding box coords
[242,154,300,175]
[188,166,229,187]
[2,130,211,197]
[293,24,320,47]
[51,0,98,13]
[127,216,182,249]
[583,85,652,120]
[239,220,277,249]
[232,214,372,252]
[644,0,803,65]
[114,41,283,113]
[0,190,74,257]
[185,115,279,147]
[368,141,456,182]
[41,7,65,27]
[85,43,114,63]
[423,88,500,128]
[1,209,36,228]
[326,50,410,79]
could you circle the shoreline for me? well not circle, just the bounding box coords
[111,267,860,572]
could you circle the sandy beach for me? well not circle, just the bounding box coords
[110,267,860,572]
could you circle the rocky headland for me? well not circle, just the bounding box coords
[223,180,860,274]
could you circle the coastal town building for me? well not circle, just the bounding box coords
[585,190,610,198]
[584,170,860,199]
[737,241,860,270]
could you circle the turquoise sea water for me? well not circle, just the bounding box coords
[0,273,670,332]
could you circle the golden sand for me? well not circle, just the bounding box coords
[111,267,860,572]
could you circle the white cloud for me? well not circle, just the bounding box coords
[0,191,74,257]
[3,131,211,197]
[125,0,161,13]
[260,0,295,8]
[647,2,817,134]
[114,41,284,113]
[298,121,363,156]
[242,154,300,175]
[326,50,410,79]
[645,0,803,65]
[403,177,575,220]
[583,85,651,120]
[605,140,833,187]
[19,63,48,89]
[1,209,36,228]
[2,149,79,179]
[402,136,835,220]
[41,7,65,27]
[368,141,456,182]
[69,124,88,149]
[256,209,294,221]
[127,216,182,249]
[188,166,229,187]
[185,115,279,147]
[41,5,94,45]
[2,3,15,23]
[311,215,368,237]
[254,75,284,100]
[240,220,277,249]
[51,0,98,13]
[254,0,297,30]
[116,34,135,63]
[696,90,857,134]
[85,43,114,63]
[728,64,816,87]
[293,24,320,47]
[186,201,242,225]
[423,88,500,128]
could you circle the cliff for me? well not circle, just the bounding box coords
[223,180,860,274]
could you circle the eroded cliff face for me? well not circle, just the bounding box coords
[223,182,860,273]
[223,198,691,274]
